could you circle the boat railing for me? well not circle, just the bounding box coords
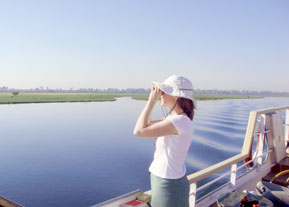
[145,105,289,207]
[195,152,268,194]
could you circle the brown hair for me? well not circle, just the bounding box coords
[177,98,195,120]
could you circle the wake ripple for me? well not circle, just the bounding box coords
[187,100,252,171]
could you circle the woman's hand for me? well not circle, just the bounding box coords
[149,84,162,102]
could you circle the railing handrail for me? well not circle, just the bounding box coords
[187,105,289,184]
[187,154,246,183]
[195,152,266,193]
[254,105,289,115]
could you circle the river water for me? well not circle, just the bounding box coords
[0,97,288,207]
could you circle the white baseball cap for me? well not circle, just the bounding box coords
[152,75,196,105]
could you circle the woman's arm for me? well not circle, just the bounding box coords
[133,85,178,138]
[133,99,156,136]
[134,118,178,138]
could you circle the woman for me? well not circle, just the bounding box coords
[134,75,196,207]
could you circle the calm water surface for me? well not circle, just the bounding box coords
[0,97,288,207]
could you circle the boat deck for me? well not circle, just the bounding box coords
[262,156,289,187]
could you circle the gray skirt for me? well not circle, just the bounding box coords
[150,173,190,207]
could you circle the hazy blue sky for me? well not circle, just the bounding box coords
[1,0,289,91]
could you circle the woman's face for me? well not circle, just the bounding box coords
[160,91,177,108]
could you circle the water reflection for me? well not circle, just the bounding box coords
[0,97,288,207]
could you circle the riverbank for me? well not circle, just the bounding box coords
[0,92,261,104]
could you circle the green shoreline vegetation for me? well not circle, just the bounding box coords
[0,92,262,104]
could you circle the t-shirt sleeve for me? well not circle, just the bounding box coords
[167,115,192,135]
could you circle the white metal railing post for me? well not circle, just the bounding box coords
[230,164,237,187]
[285,109,289,144]
[257,114,266,166]
[189,182,197,207]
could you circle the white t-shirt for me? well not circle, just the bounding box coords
[149,114,193,179]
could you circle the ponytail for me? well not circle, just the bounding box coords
[177,98,195,120]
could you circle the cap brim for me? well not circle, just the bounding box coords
[152,81,174,95]
[152,80,197,108]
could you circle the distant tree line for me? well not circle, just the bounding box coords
[193,89,289,96]
[0,86,150,94]
[0,86,289,96]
